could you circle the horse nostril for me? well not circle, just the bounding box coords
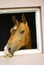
[8,47,14,55]
[8,47,11,51]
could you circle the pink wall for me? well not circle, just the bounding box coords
[0,0,44,65]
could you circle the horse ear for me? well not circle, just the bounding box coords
[12,15,19,25]
[22,14,27,25]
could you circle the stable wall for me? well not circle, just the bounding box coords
[0,0,44,65]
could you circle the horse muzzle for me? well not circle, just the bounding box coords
[8,47,15,55]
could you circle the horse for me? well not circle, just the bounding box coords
[4,14,31,56]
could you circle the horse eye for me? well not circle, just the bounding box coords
[20,30,24,34]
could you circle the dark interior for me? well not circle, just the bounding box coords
[0,12,37,51]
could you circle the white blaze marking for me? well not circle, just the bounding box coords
[14,26,17,30]
[4,45,10,55]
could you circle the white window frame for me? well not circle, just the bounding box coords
[0,7,42,56]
